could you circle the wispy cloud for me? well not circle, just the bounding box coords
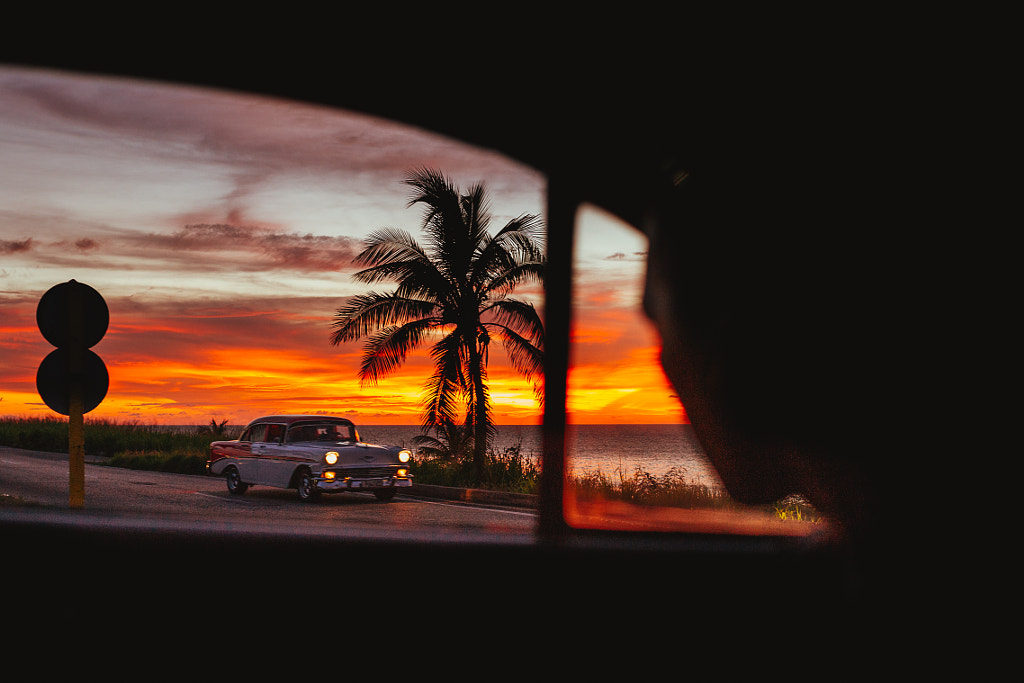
[134,223,362,272]
[605,251,647,262]
[1,238,34,254]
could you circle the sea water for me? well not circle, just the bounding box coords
[356,423,723,488]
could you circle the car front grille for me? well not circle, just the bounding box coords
[327,466,402,479]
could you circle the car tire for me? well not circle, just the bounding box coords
[225,466,248,495]
[296,468,319,502]
[373,488,397,502]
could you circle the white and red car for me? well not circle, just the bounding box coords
[208,414,412,502]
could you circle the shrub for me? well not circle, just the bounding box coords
[573,464,732,511]
[411,441,539,494]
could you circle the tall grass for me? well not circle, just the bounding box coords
[0,415,239,475]
[571,465,733,510]
[569,464,822,521]
[412,441,540,494]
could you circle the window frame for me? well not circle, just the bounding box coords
[0,57,856,619]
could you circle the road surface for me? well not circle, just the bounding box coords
[0,445,536,541]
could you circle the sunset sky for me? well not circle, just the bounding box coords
[1,65,684,427]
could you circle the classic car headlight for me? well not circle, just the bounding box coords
[398,449,411,463]
[325,451,339,465]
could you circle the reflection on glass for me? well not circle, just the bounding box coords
[564,205,824,536]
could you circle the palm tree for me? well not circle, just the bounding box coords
[330,168,545,480]
[204,418,229,435]
[410,421,474,461]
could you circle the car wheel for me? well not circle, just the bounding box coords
[296,468,319,502]
[225,466,248,495]
[373,488,397,502]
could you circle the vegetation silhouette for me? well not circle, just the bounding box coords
[330,168,545,481]
[410,420,474,461]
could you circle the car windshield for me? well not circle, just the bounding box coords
[286,423,355,443]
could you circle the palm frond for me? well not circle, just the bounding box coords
[461,181,492,241]
[482,322,545,408]
[358,318,435,385]
[411,421,474,460]
[409,432,445,455]
[489,324,544,381]
[353,228,424,267]
[351,228,446,290]
[493,213,546,254]
[420,332,466,428]
[481,261,546,296]
[471,213,545,292]
[330,292,438,345]
[404,168,463,247]
[481,298,545,347]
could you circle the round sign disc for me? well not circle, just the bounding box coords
[35,348,109,415]
[36,280,109,349]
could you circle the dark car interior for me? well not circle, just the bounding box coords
[2,17,919,645]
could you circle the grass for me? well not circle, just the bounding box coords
[571,465,734,510]
[0,415,239,475]
[411,441,541,494]
[570,464,822,522]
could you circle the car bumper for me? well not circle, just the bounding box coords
[314,476,413,492]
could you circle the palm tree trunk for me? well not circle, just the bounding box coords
[469,339,488,483]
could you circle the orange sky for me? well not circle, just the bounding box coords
[567,206,687,425]
[0,66,686,428]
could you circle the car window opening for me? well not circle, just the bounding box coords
[562,204,826,539]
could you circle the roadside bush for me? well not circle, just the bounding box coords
[411,441,539,494]
[570,463,822,520]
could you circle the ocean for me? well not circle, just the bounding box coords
[356,423,724,488]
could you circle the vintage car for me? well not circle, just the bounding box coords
[207,414,412,502]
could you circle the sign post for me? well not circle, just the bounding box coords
[36,280,109,508]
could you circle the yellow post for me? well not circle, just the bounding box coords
[68,391,85,509]
[68,281,85,509]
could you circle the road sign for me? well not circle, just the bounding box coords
[35,280,109,508]
[35,348,109,415]
[35,280,110,415]
[36,279,108,349]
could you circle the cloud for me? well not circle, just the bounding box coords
[138,223,362,272]
[1,238,34,254]
[44,237,101,252]
[604,251,647,261]
[2,219,363,277]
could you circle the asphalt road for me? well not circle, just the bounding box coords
[0,445,537,541]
